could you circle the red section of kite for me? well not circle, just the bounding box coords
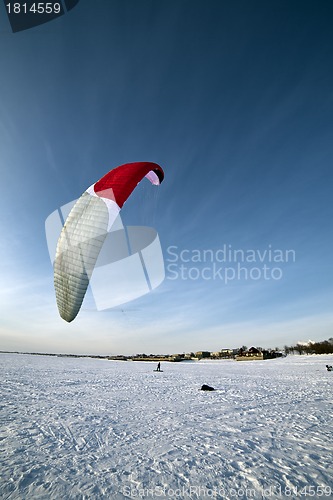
[94,162,164,207]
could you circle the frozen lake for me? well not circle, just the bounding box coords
[1,353,333,499]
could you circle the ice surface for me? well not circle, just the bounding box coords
[1,353,332,499]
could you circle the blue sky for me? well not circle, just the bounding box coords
[0,0,332,355]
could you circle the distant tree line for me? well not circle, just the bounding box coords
[284,338,333,355]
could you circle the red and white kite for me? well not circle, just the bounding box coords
[54,162,164,322]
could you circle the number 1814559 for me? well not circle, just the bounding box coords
[6,3,61,14]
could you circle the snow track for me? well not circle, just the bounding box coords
[1,354,332,499]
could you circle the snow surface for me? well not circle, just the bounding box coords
[1,353,333,499]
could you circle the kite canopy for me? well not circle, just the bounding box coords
[54,162,164,322]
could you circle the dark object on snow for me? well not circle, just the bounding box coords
[326,365,333,371]
[201,384,215,391]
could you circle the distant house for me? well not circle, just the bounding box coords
[169,354,184,362]
[236,347,264,361]
[262,350,285,359]
[210,349,234,359]
[219,348,234,358]
[195,351,211,359]
[211,351,222,358]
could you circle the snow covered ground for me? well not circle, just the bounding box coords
[1,353,332,499]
